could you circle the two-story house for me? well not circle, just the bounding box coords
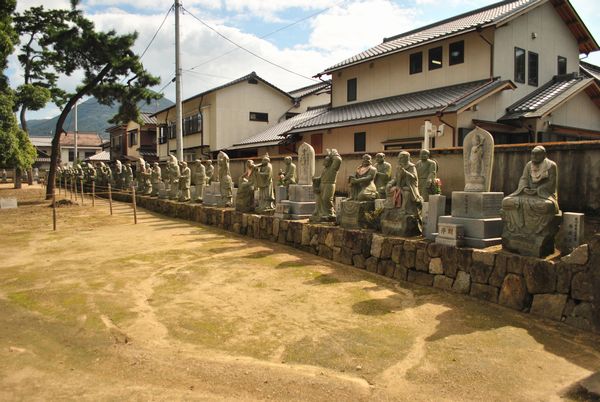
[107,112,159,163]
[286,0,599,154]
[31,132,103,169]
[152,72,306,161]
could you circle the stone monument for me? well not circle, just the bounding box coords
[124,162,133,190]
[275,143,316,220]
[254,153,275,214]
[501,145,561,257]
[310,149,341,223]
[1,169,6,183]
[236,160,255,213]
[437,127,503,248]
[338,154,378,229]
[380,151,423,236]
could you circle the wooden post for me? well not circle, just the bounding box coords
[92,181,95,207]
[70,178,74,200]
[80,179,84,205]
[52,188,56,231]
[131,184,137,224]
[108,183,113,216]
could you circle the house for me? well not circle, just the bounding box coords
[152,72,324,161]
[106,112,158,162]
[30,132,103,169]
[285,0,599,154]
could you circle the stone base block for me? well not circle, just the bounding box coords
[203,193,221,206]
[380,208,421,237]
[451,191,503,219]
[289,184,315,202]
[463,236,502,248]
[338,200,374,229]
[435,236,466,247]
[502,214,561,258]
[438,216,502,239]
[276,186,288,203]
[275,200,316,220]
[158,189,168,199]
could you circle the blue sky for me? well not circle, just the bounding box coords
[10,0,600,120]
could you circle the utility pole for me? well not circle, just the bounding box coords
[174,0,184,162]
[74,100,78,165]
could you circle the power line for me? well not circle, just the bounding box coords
[182,69,235,80]
[182,6,320,82]
[139,4,174,60]
[187,0,347,72]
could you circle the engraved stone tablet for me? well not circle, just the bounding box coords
[561,212,584,252]
[297,142,315,185]
[0,197,17,209]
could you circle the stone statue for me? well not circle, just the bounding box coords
[501,146,561,257]
[281,156,297,189]
[124,162,134,190]
[193,160,206,202]
[179,161,191,202]
[348,154,378,201]
[236,160,256,213]
[114,160,123,188]
[310,149,342,222]
[205,160,214,184]
[297,142,315,185]
[150,162,162,196]
[87,163,97,183]
[254,153,275,213]
[381,151,423,236]
[217,151,233,207]
[374,153,392,199]
[136,158,146,192]
[415,149,438,202]
[463,127,493,192]
[1,169,6,183]
[143,162,152,195]
[168,155,180,200]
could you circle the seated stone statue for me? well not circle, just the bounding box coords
[415,149,438,202]
[501,146,560,257]
[179,161,191,202]
[348,154,378,201]
[281,156,297,188]
[236,160,255,213]
[374,153,391,199]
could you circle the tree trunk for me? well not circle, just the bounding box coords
[14,167,22,189]
[46,63,113,200]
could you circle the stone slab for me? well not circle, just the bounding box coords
[424,195,446,240]
[561,212,585,252]
[436,222,464,240]
[0,197,17,209]
[438,216,502,239]
[463,236,502,248]
[276,186,288,204]
[288,184,315,202]
[451,191,503,219]
[280,200,315,216]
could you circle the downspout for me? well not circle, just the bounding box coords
[476,25,494,78]
[197,95,206,158]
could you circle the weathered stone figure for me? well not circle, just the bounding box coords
[374,153,392,199]
[124,162,134,190]
[281,156,297,189]
[463,127,493,192]
[236,160,255,212]
[1,169,6,183]
[348,154,378,201]
[179,161,191,202]
[415,149,438,202]
[114,160,123,188]
[217,151,233,207]
[193,160,206,202]
[501,146,561,257]
[205,160,214,184]
[87,163,97,184]
[168,155,180,200]
[310,149,342,222]
[254,153,276,213]
[150,162,162,196]
[136,158,146,193]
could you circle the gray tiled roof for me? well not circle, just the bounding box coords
[229,105,330,150]
[289,79,513,132]
[140,112,157,125]
[581,61,600,81]
[288,81,331,99]
[501,73,594,120]
[321,0,539,74]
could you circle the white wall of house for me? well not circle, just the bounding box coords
[546,91,600,130]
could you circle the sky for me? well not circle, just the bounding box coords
[8,0,600,121]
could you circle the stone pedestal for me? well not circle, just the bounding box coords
[502,213,562,258]
[380,207,421,236]
[338,200,374,229]
[435,223,465,247]
[275,184,315,220]
[203,182,233,207]
[158,189,168,199]
[437,191,503,248]
[423,194,446,240]
[276,186,288,204]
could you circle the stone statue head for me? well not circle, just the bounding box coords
[206,160,213,166]
[419,149,430,160]
[361,154,372,166]
[531,146,546,164]
[195,159,202,165]
[153,162,159,167]
[262,153,270,165]
[375,153,385,164]
[181,161,187,168]
[284,156,292,165]
[398,151,410,166]
[245,160,254,169]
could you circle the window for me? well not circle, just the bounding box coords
[428,46,443,70]
[528,51,538,86]
[347,78,357,102]
[449,41,464,65]
[409,52,423,74]
[183,113,202,135]
[158,126,167,144]
[249,112,268,122]
[84,151,95,159]
[68,151,74,162]
[168,122,176,139]
[354,132,366,153]
[514,47,526,83]
[128,130,137,146]
[111,135,121,151]
[558,56,567,75]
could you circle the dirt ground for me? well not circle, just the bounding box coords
[1,184,599,401]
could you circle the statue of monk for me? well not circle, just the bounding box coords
[150,162,162,197]
[385,151,423,215]
[348,154,378,201]
[193,160,206,202]
[415,149,438,202]
[281,156,297,189]
[374,153,391,199]
[236,160,255,213]
[217,152,233,207]
[254,153,275,213]
[179,161,191,202]
[205,160,214,184]
[124,162,133,190]
[168,155,180,200]
[311,149,342,222]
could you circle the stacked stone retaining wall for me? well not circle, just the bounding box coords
[110,192,600,335]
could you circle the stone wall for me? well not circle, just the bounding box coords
[109,192,600,334]
[228,140,600,215]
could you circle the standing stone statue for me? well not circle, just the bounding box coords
[168,155,180,200]
[254,153,275,213]
[136,158,146,193]
[236,160,255,213]
[374,153,391,199]
[415,149,438,202]
[501,146,561,257]
[280,156,297,189]
[205,160,214,184]
[114,160,123,188]
[381,151,423,236]
[348,154,378,201]
[310,149,342,222]
[143,162,153,195]
[124,162,134,190]
[151,162,162,197]
[87,163,97,184]
[463,127,493,192]
[179,161,191,202]
[193,159,206,202]
[217,151,233,207]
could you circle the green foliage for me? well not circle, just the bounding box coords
[15,84,51,111]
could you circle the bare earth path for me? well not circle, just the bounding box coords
[1,184,599,401]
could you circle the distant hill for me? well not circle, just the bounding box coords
[26,97,174,140]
